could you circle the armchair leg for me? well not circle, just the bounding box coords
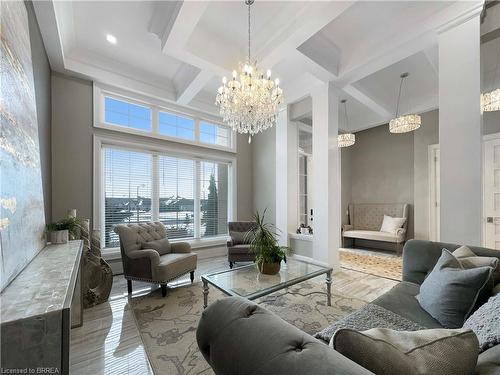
[127,280,132,294]
[161,284,167,297]
[229,261,233,269]
[190,271,195,283]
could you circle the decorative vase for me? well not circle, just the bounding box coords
[50,230,69,244]
[258,261,281,275]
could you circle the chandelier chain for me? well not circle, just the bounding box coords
[248,1,251,63]
[395,75,405,117]
[343,101,349,131]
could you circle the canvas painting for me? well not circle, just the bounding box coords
[0,1,46,290]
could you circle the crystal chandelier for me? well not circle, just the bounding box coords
[389,73,421,134]
[338,99,355,148]
[215,0,283,144]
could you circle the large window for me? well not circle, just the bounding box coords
[298,128,313,227]
[95,85,235,151]
[100,143,232,249]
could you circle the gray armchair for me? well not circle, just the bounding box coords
[114,222,197,297]
[227,221,257,268]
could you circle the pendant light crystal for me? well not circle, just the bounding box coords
[215,0,283,143]
[389,73,421,134]
[338,99,355,147]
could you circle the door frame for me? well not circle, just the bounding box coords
[428,144,440,242]
[483,132,500,247]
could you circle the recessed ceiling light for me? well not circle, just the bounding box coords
[106,34,117,45]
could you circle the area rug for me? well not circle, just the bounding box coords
[130,281,365,375]
[339,248,403,281]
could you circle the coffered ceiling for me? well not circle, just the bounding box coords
[34,0,487,132]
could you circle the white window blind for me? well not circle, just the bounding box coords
[101,145,231,248]
[104,148,152,248]
[200,161,229,238]
[158,155,195,239]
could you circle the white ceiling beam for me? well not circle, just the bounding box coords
[148,1,183,47]
[342,85,394,119]
[176,70,213,105]
[289,97,312,122]
[423,46,439,75]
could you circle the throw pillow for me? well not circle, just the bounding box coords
[333,328,479,375]
[463,294,500,352]
[142,238,171,255]
[380,215,406,234]
[416,249,493,328]
[452,245,500,284]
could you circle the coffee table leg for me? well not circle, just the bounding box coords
[326,271,332,306]
[203,279,209,308]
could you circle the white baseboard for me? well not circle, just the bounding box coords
[106,245,227,276]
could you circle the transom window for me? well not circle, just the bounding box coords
[95,86,235,151]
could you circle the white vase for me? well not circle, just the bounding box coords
[50,230,69,244]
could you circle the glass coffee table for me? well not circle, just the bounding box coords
[201,258,333,308]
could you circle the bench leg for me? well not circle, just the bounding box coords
[161,284,167,297]
[190,271,195,283]
[127,280,132,294]
[229,261,233,269]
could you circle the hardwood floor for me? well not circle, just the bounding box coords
[70,255,397,374]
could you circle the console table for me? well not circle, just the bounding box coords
[0,240,83,374]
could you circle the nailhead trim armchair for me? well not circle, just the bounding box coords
[114,222,197,297]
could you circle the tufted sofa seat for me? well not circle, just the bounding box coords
[342,203,409,254]
[114,222,197,297]
[196,297,372,375]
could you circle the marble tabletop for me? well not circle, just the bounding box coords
[0,240,83,324]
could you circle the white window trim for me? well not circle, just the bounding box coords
[93,134,237,253]
[93,83,237,153]
[297,124,312,228]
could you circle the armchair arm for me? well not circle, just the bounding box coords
[127,249,160,267]
[342,224,353,232]
[171,241,191,253]
[396,227,406,239]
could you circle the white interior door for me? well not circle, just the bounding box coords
[484,137,500,249]
[429,145,440,241]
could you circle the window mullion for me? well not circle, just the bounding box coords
[194,160,201,239]
[152,154,159,221]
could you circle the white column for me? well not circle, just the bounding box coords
[438,14,482,245]
[312,82,340,269]
[275,108,290,246]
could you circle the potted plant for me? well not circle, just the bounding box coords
[248,209,291,275]
[46,217,83,244]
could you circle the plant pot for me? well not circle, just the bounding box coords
[258,261,281,275]
[49,230,69,244]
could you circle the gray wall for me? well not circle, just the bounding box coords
[349,122,415,238]
[252,127,276,224]
[483,111,500,135]
[413,110,439,240]
[27,1,52,222]
[51,73,254,224]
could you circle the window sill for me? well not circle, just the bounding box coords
[289,233,313,242]
[102,236,229,261]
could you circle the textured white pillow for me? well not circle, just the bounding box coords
[380,215,406,234]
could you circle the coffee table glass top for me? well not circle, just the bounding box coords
[201,258,331,299]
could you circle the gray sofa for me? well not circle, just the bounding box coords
[342,203,409,254]
[197,240,500,375]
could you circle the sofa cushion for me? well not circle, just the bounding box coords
[343,229,403,243]
[416,250,493,328]
[142,237,171,255]
[380,215,406,234]
[154,252,197,282]
[372,281,442,328]
[333,328,479,375]
[463,294,500,352]
[476,345,500,375]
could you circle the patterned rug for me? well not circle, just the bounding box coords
[339,248,403,281]
[130,281,365,375]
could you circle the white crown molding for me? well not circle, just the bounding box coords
[437,2,484,35]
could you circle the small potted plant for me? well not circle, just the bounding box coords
[46,217,82,244]
[248,209,291,275]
